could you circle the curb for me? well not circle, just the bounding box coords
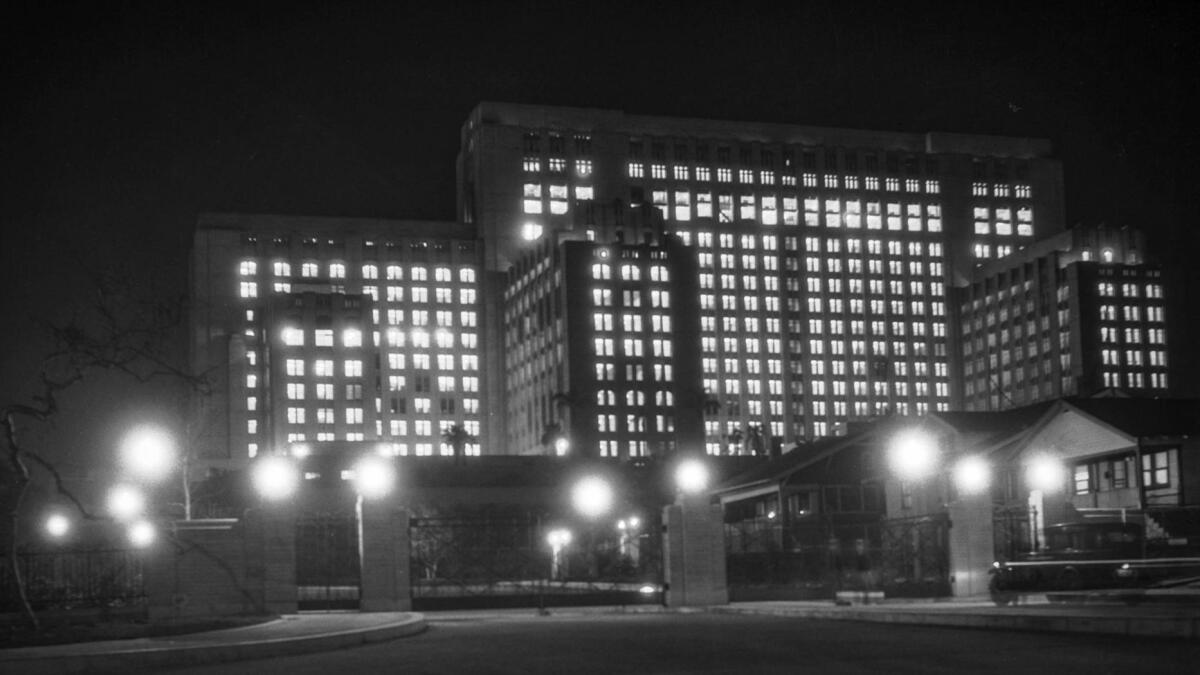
[709,605,1200,639]
[0,613,427,674]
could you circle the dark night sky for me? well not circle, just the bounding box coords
[3,1,1199,468]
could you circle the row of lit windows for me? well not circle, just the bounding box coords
[239,260,477,284]
[1098,305,1166,323]
[587,263,670,282]
[594,362,675,382]
[593,338,674,358]
[523,156,592,175]
[1097,282,1165,299]
[626,164,945,193]
[595,414,675,433]
[1100,325,1167,344]
[521,183,594,214]
[972,183,1033,198]
[1099,349,1168,367]
[1102,372,1168,389]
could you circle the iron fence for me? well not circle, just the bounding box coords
[0,549,145,611]
[410,513,663,610]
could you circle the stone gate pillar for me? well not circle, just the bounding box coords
[358,500,412,612]
[946,494,994,597]
[663,496,728,607]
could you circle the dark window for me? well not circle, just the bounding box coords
[844,152,857,172]
[782,149,794,168]
[904,156,918,174]
[695,145,709,162]
[717,147,731,163]
[523,133,540,153]
[864,154,878,172]
[629,141,643,158]
[574,135,591,155]
[739,147,753,165]
[885,152,899,173]
[824,149,838,171]
[674,144,688,160]
[802,151,816,170]
[1109,458,1128,489]
[548,135,564,153]
[761,150,774,168]
[926,157,939,175]
[651,142,665,160]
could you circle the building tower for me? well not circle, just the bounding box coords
[457,103,1066,450]
[957,224,1169,410]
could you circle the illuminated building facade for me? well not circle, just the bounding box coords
[191,214,486,468]
[458,103,1066,449]
[957,225,1169,411]
[503,231,704,459]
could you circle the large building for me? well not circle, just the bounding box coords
[458,103,1067,448]
[956,224,1169,411]
[503,227,705,459]
[191,214,487,468]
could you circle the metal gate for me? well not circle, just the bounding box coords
[296,511,360,610]
[993,504,1036,562]
[410,511,663,611]
[880,513,951,597]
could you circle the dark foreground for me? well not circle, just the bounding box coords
[163,611,1199,675]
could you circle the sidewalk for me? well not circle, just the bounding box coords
[0,611,426,674]
[713,596,1200,639]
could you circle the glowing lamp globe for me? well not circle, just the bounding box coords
[127,519,156,548]
[252,456,300,501]
[120,426,175,482]
[571,476,614,519]
[953,455,991,495]
[107,484,145,521]
[1026,455,1065,492]
[889,430,940,482]
[352,455,396,500]
[675,459,711,495]
[546,528,572,549]
[44,513,71,539]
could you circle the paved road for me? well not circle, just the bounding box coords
[163,611,1199,675]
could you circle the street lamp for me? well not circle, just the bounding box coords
[953,455,992,496]
[889,429,940,482]
[554,437,570,457]
[44,513,71,539]
[107,484,146,521]
[674,458,711,496]
[127,519,156,548]
[546,528,572,580]
[1026,455,1064,492]
[571,476,614,519]
[352,455,396,500]
[119,425,175,483]
[251,455,300,501]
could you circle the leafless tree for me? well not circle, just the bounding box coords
[0,269,209,631]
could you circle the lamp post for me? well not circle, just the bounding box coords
[546,528,572,580]
[571,475,615,578]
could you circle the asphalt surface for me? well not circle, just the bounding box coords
[157,611,1200,675]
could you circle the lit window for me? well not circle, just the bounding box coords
[344,359,363,377]
[239,260,257,275]
[282,327,305,346]
[628,162,644,178]
[239,281,257,298]
[343,328,362,347]
[329,263,346,279]
[576,159,593,176]
[522,222,543,241]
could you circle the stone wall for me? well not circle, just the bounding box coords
[145,508,296,622]
[663,497,728,607]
